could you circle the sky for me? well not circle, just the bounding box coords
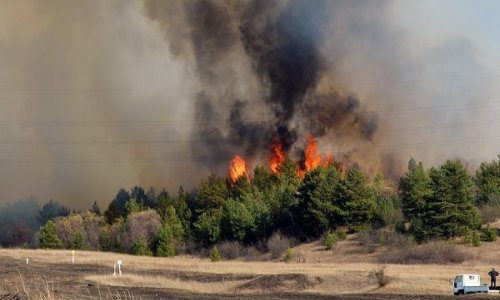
[0,0,499,209]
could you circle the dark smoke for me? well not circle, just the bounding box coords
[144,0,378,169]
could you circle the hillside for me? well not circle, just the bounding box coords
[2,232,500,299]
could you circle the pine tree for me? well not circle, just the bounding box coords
[91,201,101,215]
[296,165,344,237]
[399,160,432,221]
[338,168,376,231]
[424,160,481,239]
[39,220,63,249]
[156,223,175,257]
[70,231,86,250]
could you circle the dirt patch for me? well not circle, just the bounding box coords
[237,274,322,292]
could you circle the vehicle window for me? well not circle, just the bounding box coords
[455,276,463,282]
[469,276,475,280]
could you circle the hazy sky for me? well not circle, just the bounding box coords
[0,0,499,209]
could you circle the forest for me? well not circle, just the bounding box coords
[1,156,499,259]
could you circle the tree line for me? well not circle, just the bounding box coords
[3,156,500,256]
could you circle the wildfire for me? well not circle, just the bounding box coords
[303,135,321,171]
[269,136,286,174]
[229,155,246,184]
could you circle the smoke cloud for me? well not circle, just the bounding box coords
[0,0,498,208]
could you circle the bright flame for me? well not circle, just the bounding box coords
[229,155,246,184]
[304,135,321,171]
[269,136,286,174]
[323,154,333,168]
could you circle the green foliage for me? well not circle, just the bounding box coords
[125,199,143,215]
[482,225,497,242]
[323,231,337,250]
[399,159,432,225]
[131,237,152,256]
[99,227,120,252]
[221,199,254,242]
[424,160,481,239]
[284,248,293,263]
[339,168,376,232]
[196,174,229,212]
[472,231,481,247]
[194,210,222,245]
[253,165,274,192]
[210,245,221,262]
[474,156,500,205]
[70,231,86,250]
[39,220,63,249]
[336,230,347,240]
[241,187,272,241]
[296,166,344,237]
[156,223,175,257]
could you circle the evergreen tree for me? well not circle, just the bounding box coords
[424,160,481,239]
[253,165,274,192]
[39,220,63,249]
[399,159,432,222]
[70,231,86,250]
[241,187,272,241]
[131,237,152,256]
[474,156,500,205]
[220,199,254,242]
[156,223,175,257]
[164,206,184,241]
[125,199,142,215]
[296,165,344,237]
[194,209,222,245]
[338,167,376,231]
[196,174,229,212]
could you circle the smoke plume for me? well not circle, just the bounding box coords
[144,0,379,172]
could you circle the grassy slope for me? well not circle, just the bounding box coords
[1,232,499,298]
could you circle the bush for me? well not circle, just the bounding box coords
[324,232,337,250]
[284,248,293,263]
[70,231,86,250]
[39,221,63,249]
[482,225,497,242]
[218,241,243,260]
[370,266,390,288]
[336,230,347,240]
[472,231,481,247]
[121,210,161,253]
[131,237,152,256]
[379,242,472,264]
[210,245,221,262]
[267,231,291,259]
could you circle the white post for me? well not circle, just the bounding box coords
[117,260,122,276]
[26,258,29,265]
[113,261,117,276]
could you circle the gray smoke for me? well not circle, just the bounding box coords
[144,0,378,172]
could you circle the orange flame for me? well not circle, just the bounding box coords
[269,136,286,174]
[323,154,333,168]
[304,135,321,171]
[229,155,246,184]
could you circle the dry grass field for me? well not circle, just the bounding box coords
[1,233,500,299]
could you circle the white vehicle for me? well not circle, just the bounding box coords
[453,274,489,295]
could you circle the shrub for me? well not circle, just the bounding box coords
[218,241,243,260]
[284,248,293,263]
[210,245,221,262]
[462,229,473,244]
[243,246,262,261]
[131,237,152,256]
[472,231,481,247]
[370,266,390,288]
[324,232,337,250]
[379,242,472,264]
[70,231,86,250]
[266,231,291,259]
[482,225,497,242]
[39,221,63,249]
[336,230,347,240]
[479,205,500,224]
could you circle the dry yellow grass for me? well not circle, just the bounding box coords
[2,237,500,297]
